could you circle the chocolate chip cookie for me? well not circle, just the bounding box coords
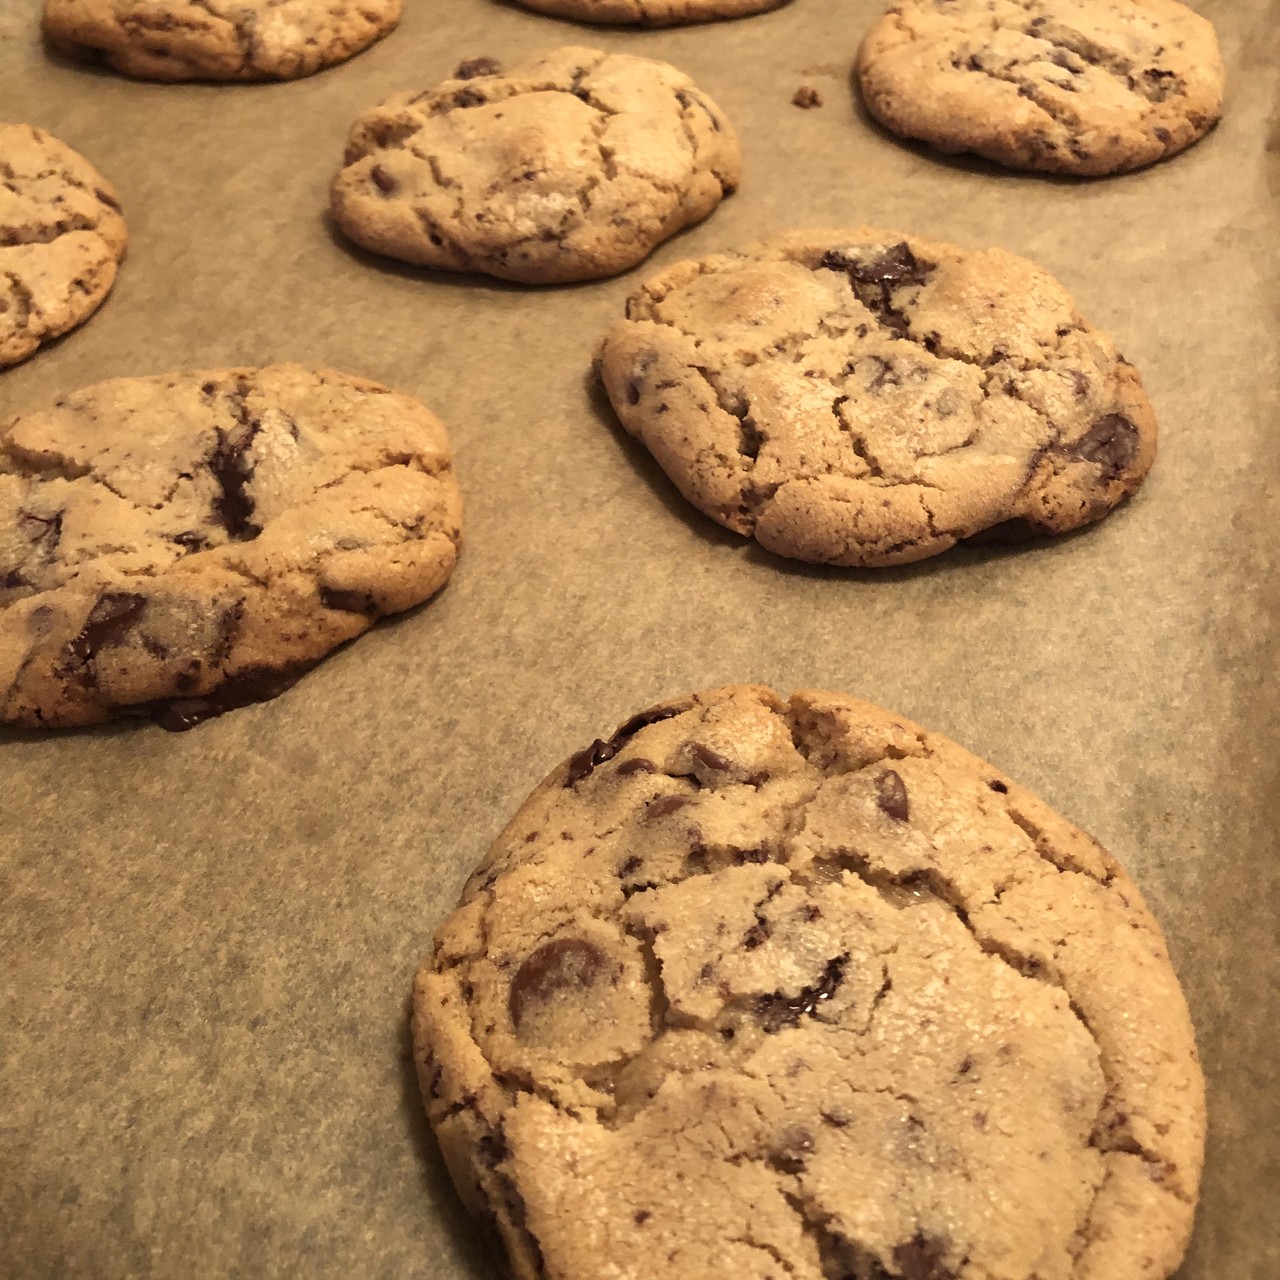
[1,365,461,729]
[599,228,1157,567]
[856,0,1224,175]
[42,0,400,81]
[1,125,126,368]
[508,0,788,26]
[330,48,740,285]
[413,684,1205,1280]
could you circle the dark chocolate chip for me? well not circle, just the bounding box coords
[646,794,689,819]
[507,938,609,1030]
[692,742,734,772]
[451,87,488,109]
[319,586,378,615]
[1069,413,1139,476]
[891,1232,954,1280]
[988,780,1008,794]
[370,164,398,195]
[454,56,502,79]
[71,592,147,662]
[608,703,684,752]
[564,738,617,787]
[875,769,910,822]
[755,955,849,1034]
[633,1209,651,1225]
[209,410,260,540]
[618,855,643,877]
[768,1126,815,1174]
[743,914,770,949]
[147,663,307,732]
[616,757,658,776]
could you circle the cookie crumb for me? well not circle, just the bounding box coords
[454,56,503,80]
[792,86,823,109]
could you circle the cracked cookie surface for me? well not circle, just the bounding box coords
[0,364,461,729]
[413,684,1204,1280]
[41,0,400,81]
[599,227,1156,567]
[0,125,126,368]
[507,0,789,27]
[856,0,1224,175]
[330,48,741,285]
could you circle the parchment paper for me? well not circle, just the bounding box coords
[2,1,1277,1275]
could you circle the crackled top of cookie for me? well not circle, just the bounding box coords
[330,48,741,285]
[599,227,1156,567]
[508,0,790,28]
[856,0,1224,175]
[1,125,126,368]
[414,685,1204,1280]
[41,0,401,81]
[0,365,460,728]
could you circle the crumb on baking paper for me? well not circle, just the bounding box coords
[792,86,823,109]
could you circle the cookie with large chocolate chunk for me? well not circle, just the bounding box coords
[0,365,461,729]
[1,125,127,368]
[41,0,400,81]
[599,227,1157,567]
[856,0,1224,175]
[507,0,788,26]
[414,684,1205,1280]
[330,48,741,285]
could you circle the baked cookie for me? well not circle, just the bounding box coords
[413,684,1205,1280]
[599,227,1157,567]
[330,48,741,285]
[1,125,126,368]
[507,0,788,26]
[856,0,1224,175]
[42,0,400,81]
[0,365,461,729]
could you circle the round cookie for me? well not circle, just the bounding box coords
[599,227,1157,567]
[330,48,741,285]
[1,125,127,368]
[41,0,400,81]
[413,684,1205,1280]
[0,365,461,729]
[507,0,788,26]
[856,0,1225,176]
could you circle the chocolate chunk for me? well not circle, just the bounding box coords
[891,1233,954,1280]
[616,757,658,776]
[875,769,910,822]
[988,780,1008,794]
[209,414,260,540]
[1070,413,1139,475]
[633,1209,651,1225]
[19,510,63,560]
[821,243,934,337]
[370,164,398,195]
[743,914,770,949]
[792,86,822,109]
[693,742,734,772]
[508,938,609,1031]
[451,87,488,109]
[618,855,643,877]
[70,592,147,662]
[646,794,689,819]
[564,738,616,786]
[319,586,378,615]
[755,955,849,1033]
[146,663,308,731]
[608,703,684,751]
[768,1126,815,1174]
[454,56,502,79]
